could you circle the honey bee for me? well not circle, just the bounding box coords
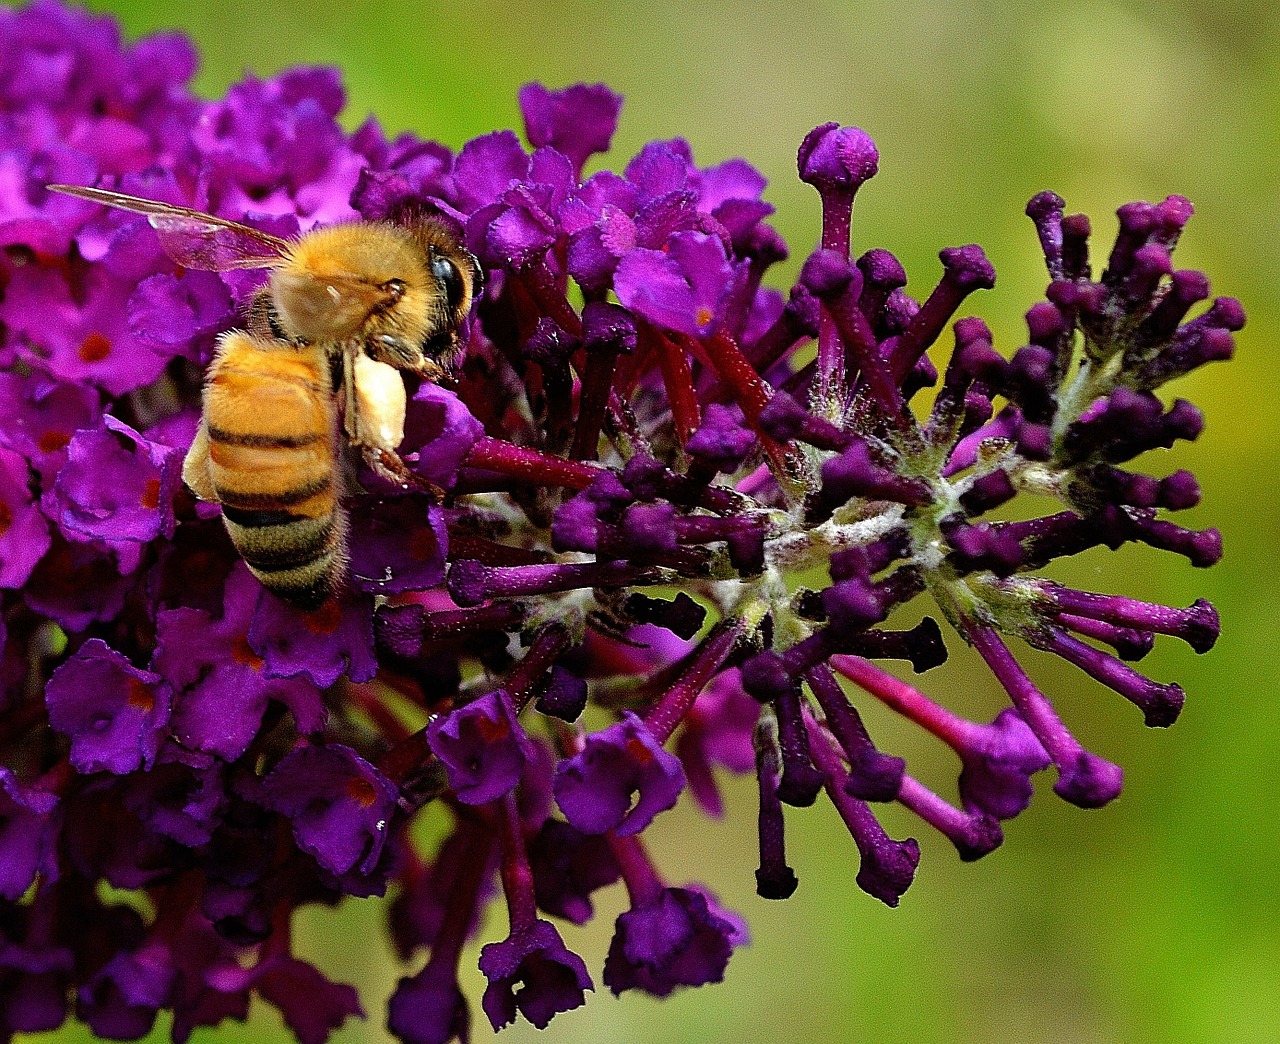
[48,185,482,609]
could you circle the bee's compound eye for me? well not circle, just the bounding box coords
[430,256,464,312]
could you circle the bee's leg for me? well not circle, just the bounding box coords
[359,445,445,502]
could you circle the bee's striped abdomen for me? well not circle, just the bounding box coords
[202,333,344,609]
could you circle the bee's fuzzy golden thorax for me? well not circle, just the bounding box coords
[270,223,436,352]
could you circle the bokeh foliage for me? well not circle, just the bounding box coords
[32,0,1280,1040]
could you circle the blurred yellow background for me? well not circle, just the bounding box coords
[37,0,1280,1041]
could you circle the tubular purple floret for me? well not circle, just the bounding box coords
[1025,190,1067,278]
[772,688,826,807]
[753,716,798,900]
[447,559,662,607]
[838,618,948,674]
[827,656,1050,821]
[1121,242,1173,305]
[813,441,934,520]
[1106,201,1160,285]
[828,530,912,582]
[758,391,852,450]
[896,776,1004,862]
[1027,627,1185,727]
[375,602,528,657]
[887,245,996,384]
[1060,211,1092,279]
[966,626,1124,809]
[805,714,919,906]
[856,248,908,326]
[1139,269,1211,342]
[1057,613,1155,662]
[806,664,905,802]
[1126,514,1222,568]
[1026,300,1068,346]
[943,518,1027,577]
[1032,582,1220,652]
[644,622,743,744]
[572,301,636,460]
[797,123,879,258]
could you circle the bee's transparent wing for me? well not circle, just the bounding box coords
[47,185,292,271]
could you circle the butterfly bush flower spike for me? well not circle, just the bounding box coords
[0,3,1240,1041]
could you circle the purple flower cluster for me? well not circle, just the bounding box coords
[0,3,1242,1041]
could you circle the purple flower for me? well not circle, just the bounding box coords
[43,416,180,570]
[0,769,59,901]
[553,712,686,836]
[519,82,622,176]
[478,919,592,1031]
[0,446,51,589]
[427,690,535,805]
[0,8,1242,1040]
[603,885,746,998]
[614,231,748,337]
[260,744,398,878]
[387,957,470,1044]
[152,568,325,761]
[45,638,171,774]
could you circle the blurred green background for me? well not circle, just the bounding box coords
[35,0,1280,1041]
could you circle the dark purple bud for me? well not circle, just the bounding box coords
[387,958,470,1044]
[757,390,850,450]
[800,247,859,298]
[582,299,637,354]
[553,712,685,836]
[1128,514,1222,567]
[887,245,995,385]
[796,123,879,193]
[1030,627,1185,727]
[806,665,904,801]
[686,403,758,471]
[828,531,911,582]
[1058,613,1155,661]
[959,469,1017,515]
[816,441,933,515]
[841,618,948,674]
[807,714,918,905]
[772,688,825,807]
[1060,211,1093,279]
[1025,190,1066,278]
[753,716,797,899]
[739,649,797,704]
[820,578,891,639]
[522,317,580,365]
[1025,301,1068,346]
[944,519,1026,577]
[535,666,588,722]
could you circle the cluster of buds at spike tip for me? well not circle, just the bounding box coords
[0,3,1241,1042]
